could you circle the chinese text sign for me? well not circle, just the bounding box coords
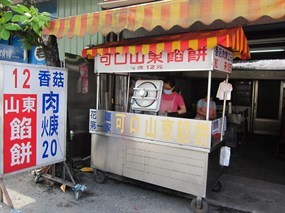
[95,48,213,73]
[0,61,67,175]
[89,109,212,149]
[213,46,233,73]
[95,46,233,74]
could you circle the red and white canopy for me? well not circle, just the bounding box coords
[82,26,250,60]
[43,0,285,38]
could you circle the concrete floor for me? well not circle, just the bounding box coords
[225,134,285,185]
[0,172,253,213]
[1,134,284,213]
[207,174,285,213]
[207,134,285,213]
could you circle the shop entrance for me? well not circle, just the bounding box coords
[252,80,283,135]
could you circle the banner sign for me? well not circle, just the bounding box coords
[89,109,213,149]
[213,46,233,73]
[0,61,67,175]
[0,43,27,64]
[95,45,232,74]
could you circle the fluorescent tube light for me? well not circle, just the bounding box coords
[250,49,285,53]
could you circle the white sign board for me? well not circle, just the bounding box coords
[0,61,67,175]
[213,46,233,73]
[95,45,232,73]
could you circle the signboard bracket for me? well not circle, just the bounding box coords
[32,162,84,200]
[34,162,76,187]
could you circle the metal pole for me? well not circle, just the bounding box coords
[206,70,212,120]
[96,73,100,110]
[220,74,229,140]
[125,73,130,112]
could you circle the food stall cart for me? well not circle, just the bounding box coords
[83,27,250,212]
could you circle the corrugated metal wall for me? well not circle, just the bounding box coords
[57,0,104,61]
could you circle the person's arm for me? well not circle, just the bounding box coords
[212,102,217,119]
[196,106,206,117]
[213,110,217,119]
[196,99,206,118]
[178,104,186,114]
[168,93,186,116]
[177,94,186,115]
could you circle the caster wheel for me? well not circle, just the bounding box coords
[94,170,106,184]
[191,199,209,213]
[34,176,43,183]
[75,191,80,200]
[212,180,223,192]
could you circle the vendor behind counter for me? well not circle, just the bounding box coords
[195,96,217,120]
[159,78,187,117]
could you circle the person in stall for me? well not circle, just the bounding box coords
[159,78,186,117]
[195,96,217,120]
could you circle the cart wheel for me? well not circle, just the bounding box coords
[31,170,37,177]
[75,191,80,200]
[34,176,43,183]
[212,180,223,192]
[94,170,106,184]
[190,198,208,213]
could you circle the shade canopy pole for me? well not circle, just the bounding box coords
[221,74,229,140]
[206,70,212,120]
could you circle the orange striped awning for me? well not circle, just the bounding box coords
[82,27,250,60]
[43,0,285,38]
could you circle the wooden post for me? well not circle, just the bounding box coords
[0,178,14,208]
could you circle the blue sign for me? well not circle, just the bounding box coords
[29,46,46,65]
[0,43,27,63]
[11,36,23,47]
[0,39,9,45]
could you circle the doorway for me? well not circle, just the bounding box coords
[252,80,283,135]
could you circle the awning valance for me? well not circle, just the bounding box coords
[82,27,250,60]
[43,0,285,38]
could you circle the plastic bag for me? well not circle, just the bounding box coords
[10,209,22,213]
[219,146,231,166]
[227,113,243,124]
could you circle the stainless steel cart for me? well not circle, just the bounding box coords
[85,27,250,212]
